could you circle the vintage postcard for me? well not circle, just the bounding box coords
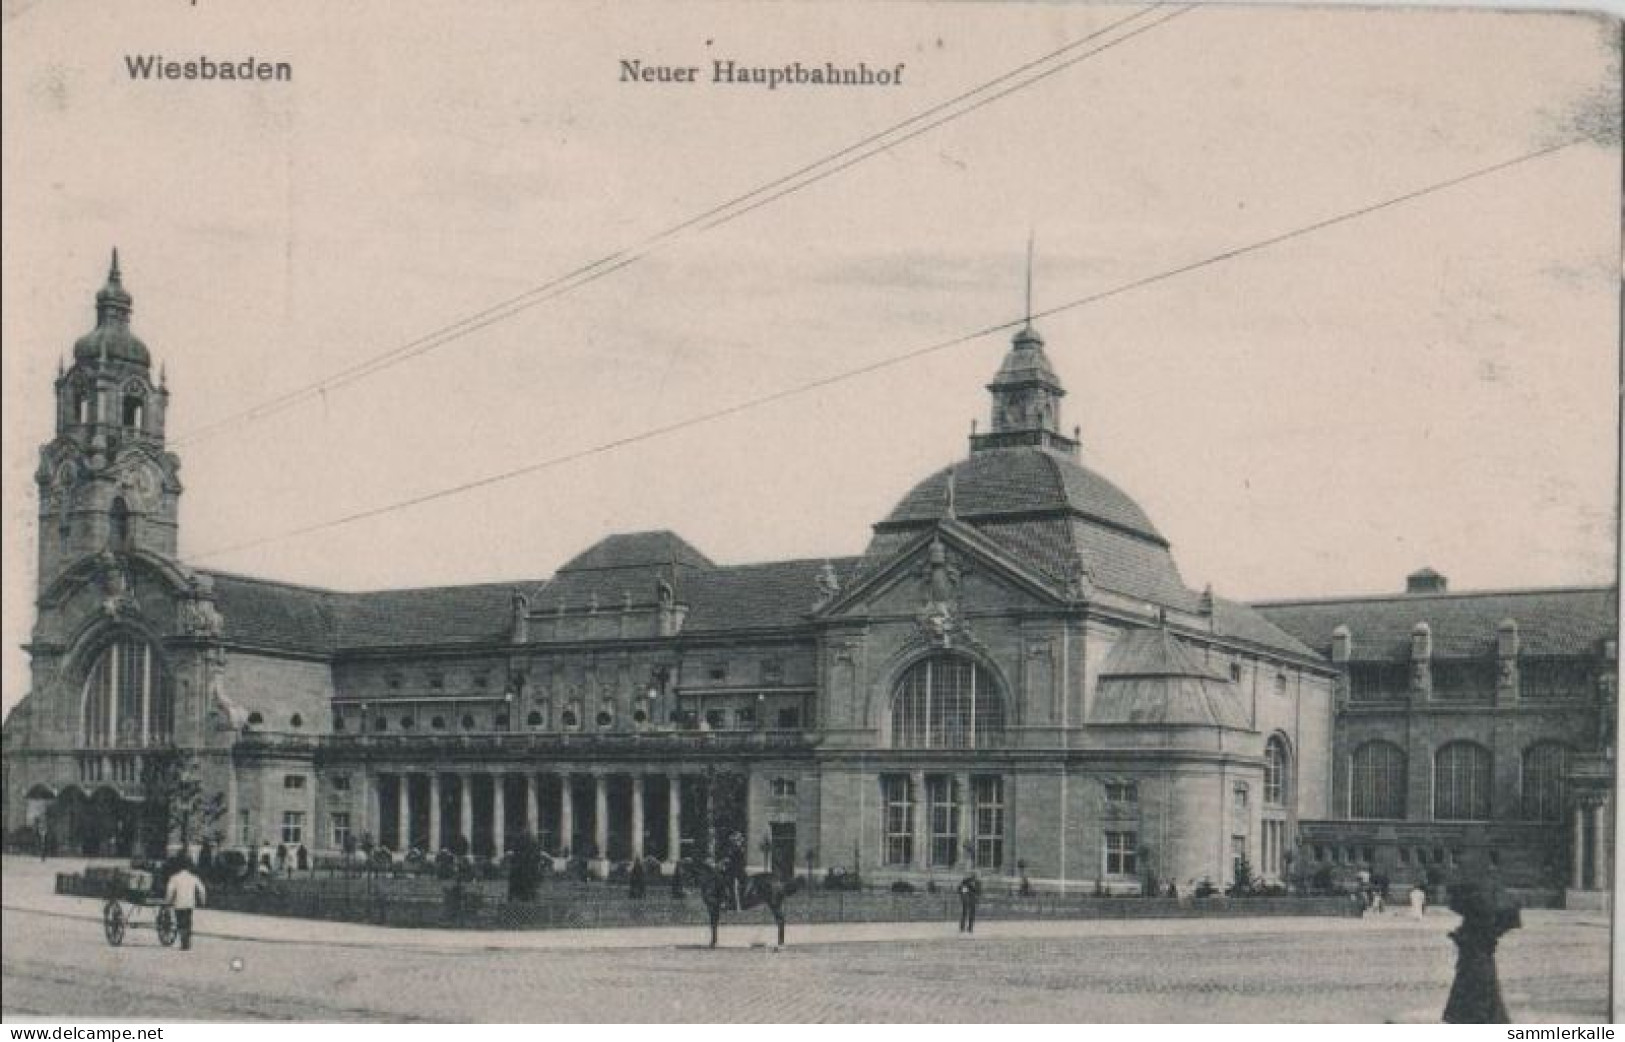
[1,0,1619,1025]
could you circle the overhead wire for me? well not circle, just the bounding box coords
[189,137,1582,562]
[170,4,1189,448]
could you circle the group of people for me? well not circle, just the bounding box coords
[254,841,310,877]
[1355,866,1428,919]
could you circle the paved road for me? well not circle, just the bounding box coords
[2,860,1610,1022]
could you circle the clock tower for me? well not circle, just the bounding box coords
[36,251,182,590]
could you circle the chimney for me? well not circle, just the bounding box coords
[1406,567,1447,594]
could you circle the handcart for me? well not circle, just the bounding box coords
[98,869,177,947]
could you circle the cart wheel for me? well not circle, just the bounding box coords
[102,900,126,946]
[156,906,177,947]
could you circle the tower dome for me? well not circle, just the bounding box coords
[73,250,150,367]
[861,318,1199,610]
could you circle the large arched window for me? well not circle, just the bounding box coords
[1434,741,1492,821]
[890,655,1005,749]
[1521,742,1571,821]
[1263,735,1290,807]
[81,638,172,748]
[1350,740,1407,820]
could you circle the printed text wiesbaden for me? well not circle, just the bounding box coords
[125,55,292,82]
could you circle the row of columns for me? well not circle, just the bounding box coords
[1570,797,1610,891]
[371,770,694,862]
[907,770,976,869]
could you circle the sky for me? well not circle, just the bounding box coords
[2,0,1619,716]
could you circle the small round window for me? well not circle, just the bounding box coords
[526,711,543,727]
[596,711,613,727]
[632,709,648,724]
[461,714,476,730]
[431,715,446,730]
[289,713,304,729]
[400,716,415,730]
[246,711,264,726]
[561,710,578,728]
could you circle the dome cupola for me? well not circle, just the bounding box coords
[73,249,150,367]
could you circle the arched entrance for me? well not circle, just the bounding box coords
[51,786,140,856]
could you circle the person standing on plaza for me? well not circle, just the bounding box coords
[1410,884,1427,920]
[164,857,207,952]
[958,869,981,934]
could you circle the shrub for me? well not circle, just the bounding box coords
[1311,866,1335,895]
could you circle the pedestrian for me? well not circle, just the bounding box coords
[958,869,981,934]
[34,817,48,861]
[1410,884,1427,920]
[164,856,207,951]
[296,843,309,872]
[629,857,647,899]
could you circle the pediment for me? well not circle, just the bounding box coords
[815,521,1066,621]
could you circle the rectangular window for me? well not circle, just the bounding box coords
[331,774,351,791]
[1348,663,1410,702]
[734,705,756,729]
[926,775,959,867]
[775,705,802,729]
[1522,659,1592,701]
[331,812,351,850]
[281,811,305,845]
[760,659,783,685]
[1105,780,1138,810]
[1105,831,1138,876]
[284,774,307,790]
[239,809,252,846]
[973,775,1005,870]
[1232,835,1247,877]
[882,775,914,867]
[770,778,797,798]
[1233,785,1249,813]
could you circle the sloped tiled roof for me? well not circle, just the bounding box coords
[333,582,546,649]
[682,557,864,633]
[880,447,1165,544]
[205,572,339,653]
[205,571,551,653]
[1089,627,1250,728]
[1254,586,1617,661]
[556,530,714,574]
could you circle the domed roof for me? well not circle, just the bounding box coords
[73,250,150,367]
[879,446,1166,545]
[74,324,151,367]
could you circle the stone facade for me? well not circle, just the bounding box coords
[2,261,1611,902]
[1258,575,1616,899]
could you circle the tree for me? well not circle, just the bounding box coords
[139,750,225,859]
[1231,853,1255,896]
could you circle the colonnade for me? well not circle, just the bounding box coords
[1570,794,1611,891]
[366,769,698,864]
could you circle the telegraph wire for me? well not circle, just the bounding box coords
[170,4,1187,449]
[189,137,1582,563]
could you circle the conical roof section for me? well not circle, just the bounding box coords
[1088,626,1250,728]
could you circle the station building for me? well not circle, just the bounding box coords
[2,258,1613,902]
